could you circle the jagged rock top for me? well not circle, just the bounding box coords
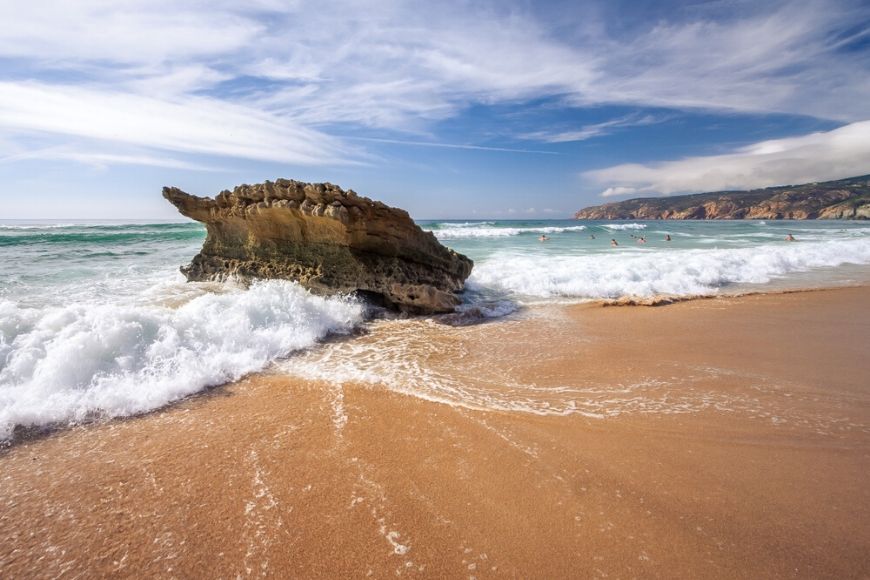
[163,179,473,314]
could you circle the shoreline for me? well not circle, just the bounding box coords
[3,283,865,449]
[1,285,869,578]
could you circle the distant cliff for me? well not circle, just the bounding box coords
[575,175,870,220]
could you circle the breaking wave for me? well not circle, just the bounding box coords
[427,225,587,239]
[0,280,363,439]
[600,223,648,230]
[469,238,870,299]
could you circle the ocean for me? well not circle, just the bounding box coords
[2,218,869,439]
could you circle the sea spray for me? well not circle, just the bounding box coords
[0,280,363,439]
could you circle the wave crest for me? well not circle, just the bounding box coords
[0,280,363,439]
[601,223,647,230]
[428,225,586,239]
[469,238,870,299]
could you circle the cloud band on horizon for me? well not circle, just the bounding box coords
[586,121,870,198]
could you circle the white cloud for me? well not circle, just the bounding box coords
[347,136,557,154]
[570,2,870,121]
[600,186,640,198]
[0,0,868,169]
[0,0,263,64]
[586,121,870,196]
[0,82,354,165]
[0,145,227,171]
[125,64,232,96]
[520,114,664,143]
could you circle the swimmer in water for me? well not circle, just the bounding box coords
[665,234,672,241]
[539,234,549,242]
[786,233,796,241]
[589,234,596,240]
[611,239,619,247]
[638,236,646,244]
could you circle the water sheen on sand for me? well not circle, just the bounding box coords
[1,288,868,578]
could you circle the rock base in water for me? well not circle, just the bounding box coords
[163,179,473,314]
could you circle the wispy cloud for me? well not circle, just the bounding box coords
[587,120,870,197]
[520,114,665,143]
[347,136,559,155]
[0,0,868,170]
[0,82,355,165]
[0,146,227,172]
[598,186,639,198]
[0,0,263,64]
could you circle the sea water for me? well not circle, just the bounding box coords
[1,218,869,437]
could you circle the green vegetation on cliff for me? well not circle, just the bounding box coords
[575,175,870,220]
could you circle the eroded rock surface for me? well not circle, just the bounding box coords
[163,180,473,313]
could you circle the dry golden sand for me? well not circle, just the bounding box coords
[1,287,869,579]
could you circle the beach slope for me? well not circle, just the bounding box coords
[1,287,868,578]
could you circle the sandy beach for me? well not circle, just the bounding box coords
[2,286,869,579]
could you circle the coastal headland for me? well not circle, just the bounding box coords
[575,175,870,220]
[2,286,868,578]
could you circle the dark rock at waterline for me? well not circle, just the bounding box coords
[163,179,473,314]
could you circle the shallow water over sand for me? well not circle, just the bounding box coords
[2,288,868,579]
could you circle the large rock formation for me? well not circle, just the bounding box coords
[575,175,870,220]
[163,179,473,314]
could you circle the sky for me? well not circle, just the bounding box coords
[0,0,869,219]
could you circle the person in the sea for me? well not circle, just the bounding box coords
[611,238,619,247]
[539,234,549,242]
[786,233,796,241]
[665,234,672,241]
[589,234,596,240]
[638,236,646,244]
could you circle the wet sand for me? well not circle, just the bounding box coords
[1,287,869,578]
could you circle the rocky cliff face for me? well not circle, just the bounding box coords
[163,179,473,314]
[575,175,870,220]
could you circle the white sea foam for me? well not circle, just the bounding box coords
[430,221,496,228]
[600,223,647,230]
[469,238,870,299]
[428,225,586,239]
[280,318,743,419]
[0,223,78,230]
[0,280,363,439]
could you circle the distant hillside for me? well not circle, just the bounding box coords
[575,175,870,220]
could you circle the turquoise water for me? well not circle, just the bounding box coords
[0,221,203,306]
[3,218,870,306]
[422,218,869,257]
[2,217,869,438]
[424,219,870,301]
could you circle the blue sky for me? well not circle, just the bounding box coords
[0,0,869,219]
